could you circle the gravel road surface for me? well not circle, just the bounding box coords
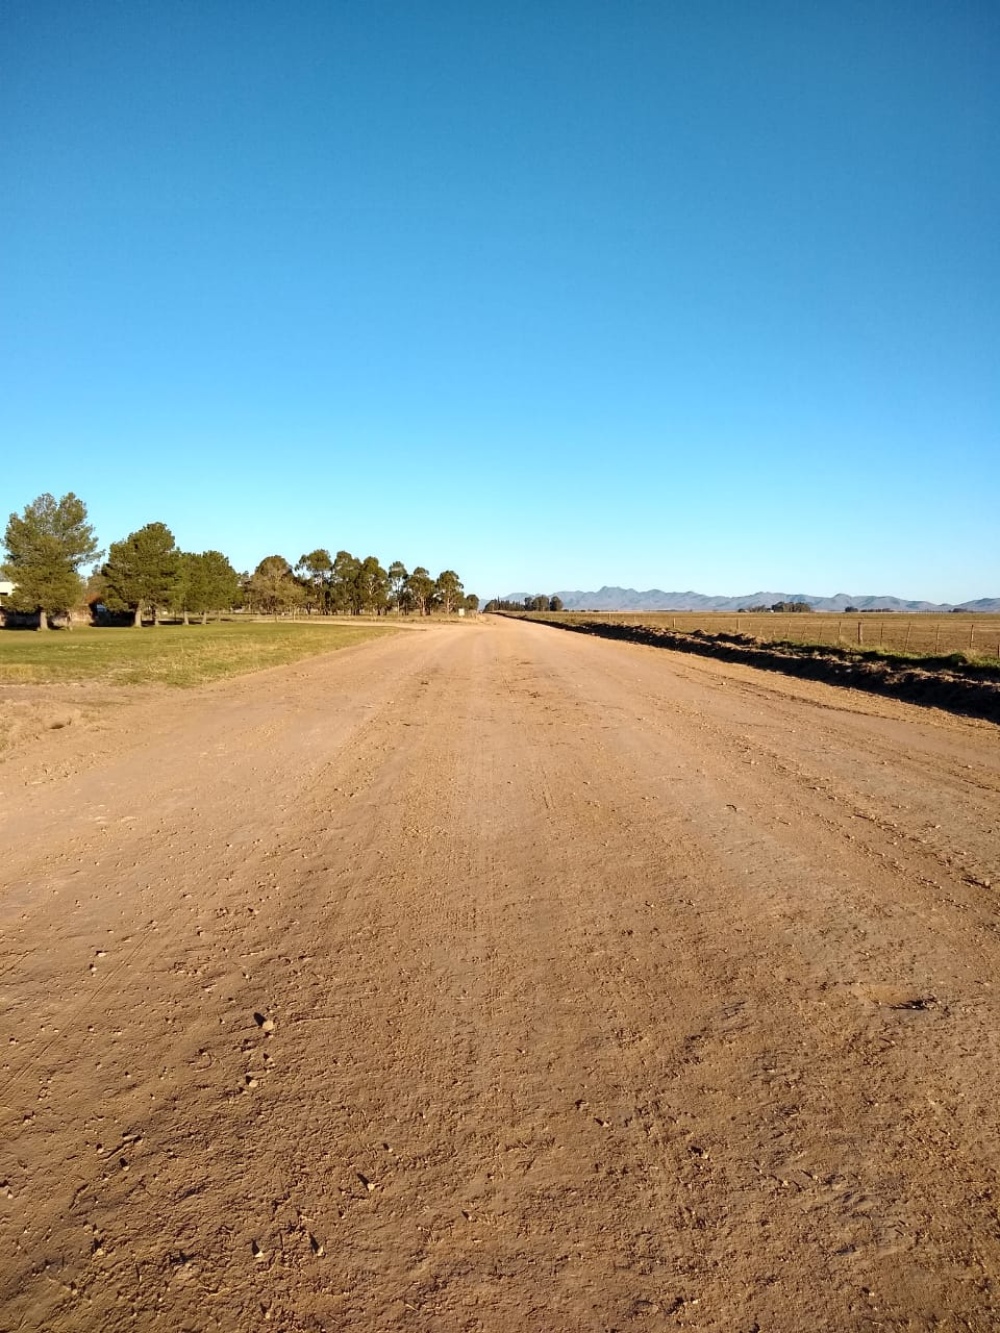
[2,615,998,1331]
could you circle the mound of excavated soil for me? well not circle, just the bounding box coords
[0,685,135,756]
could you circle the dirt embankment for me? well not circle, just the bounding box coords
[509,614,1000,722]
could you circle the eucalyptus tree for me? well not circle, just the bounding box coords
[356,555,388,615]
[387,561,408,613]
[405,566,435,616]
[435,570,464,615]
[296,549,333,614]
[250,555,299,617]
[331,550,361,614]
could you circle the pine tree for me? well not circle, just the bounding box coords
[2,493,100,630]
[183,550,240,623]
[102,522,181,627]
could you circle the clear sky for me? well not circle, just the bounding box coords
[3,0,998,603]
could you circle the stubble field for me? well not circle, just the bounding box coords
[534,611,1000,662]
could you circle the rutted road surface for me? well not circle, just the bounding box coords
[1,615,998,1332]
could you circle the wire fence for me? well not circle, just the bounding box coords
[560,612,1000,661]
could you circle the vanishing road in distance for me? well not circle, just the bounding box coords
[2,615,998,1331]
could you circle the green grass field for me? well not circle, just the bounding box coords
[0,621,399,688]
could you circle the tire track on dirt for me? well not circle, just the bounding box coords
[0,629,453,1330]
[495,620,1000,1329]
[2,617,1000,1330]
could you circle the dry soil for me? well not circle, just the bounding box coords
[1,615,999,1332]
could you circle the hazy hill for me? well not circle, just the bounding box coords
[502,586,1000,614]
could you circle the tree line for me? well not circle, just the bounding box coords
[246,552,475,619]
[483,596,565,613]
[1,492,477,629]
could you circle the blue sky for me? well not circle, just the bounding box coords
[3,0,997,602]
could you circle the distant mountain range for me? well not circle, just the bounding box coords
[502,586,1000,614]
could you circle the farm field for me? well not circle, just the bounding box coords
[0,620,399,688]
[535,610,1000,662]
[1,615,999,1331]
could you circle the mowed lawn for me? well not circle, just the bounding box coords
[0,620,400,688]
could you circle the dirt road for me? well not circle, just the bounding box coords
[2,616,999,1331]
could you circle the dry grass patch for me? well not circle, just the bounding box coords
[536,611,1000,665]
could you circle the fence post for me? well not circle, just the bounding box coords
[857,620,863,646]
[903,621,912,651]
